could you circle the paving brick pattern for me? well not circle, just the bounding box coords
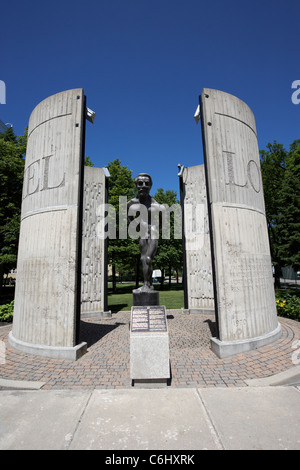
[0,311,299,389]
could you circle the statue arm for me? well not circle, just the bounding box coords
[127,199,137,223]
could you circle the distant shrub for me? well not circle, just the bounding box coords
[276,292,300,322]
[0,300,14,322]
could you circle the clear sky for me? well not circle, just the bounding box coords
[1,0,299,195]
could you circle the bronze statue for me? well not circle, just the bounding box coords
[127,173,165,293]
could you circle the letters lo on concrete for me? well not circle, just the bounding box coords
[200,89,281,357]
[9,89,87,360]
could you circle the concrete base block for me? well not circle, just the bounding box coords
[81,310,112,319]
[130,305,170,386]
[8,331,87,361]
[133,290,159,306]
[132,379,168,388]
[181,308,215,315]
[130,332,170,382]
[211,322,282,358]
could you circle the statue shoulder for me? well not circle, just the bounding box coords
[127,197,139,207]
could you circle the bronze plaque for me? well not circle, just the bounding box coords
[131,306,167,333]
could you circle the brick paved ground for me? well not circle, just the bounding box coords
[0,311,299,389]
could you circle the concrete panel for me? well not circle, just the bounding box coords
[130,306,170,383]
[130,333,170,380]
[200,89,279,354]
[69,389,221,450]
[11,89,86,357]
[0,390,90,450]
[81,166,108,316]
[180,165,214,311]
[200,387,300,450]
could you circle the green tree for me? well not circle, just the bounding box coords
[260,139,300,285]
[0,125,17,143]
[84,155,94,167]
[0,127,27,290]
[260,141,287,286]
[154,188,183,286]
[276,141,300,270]
[106,158,138,291]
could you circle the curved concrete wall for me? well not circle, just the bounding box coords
[200,89,280,356]
[10,89,87,359]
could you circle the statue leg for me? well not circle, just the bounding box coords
[145,239,158,288]
[140,239,158,290]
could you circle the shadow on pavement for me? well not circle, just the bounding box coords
[79,320,126,348]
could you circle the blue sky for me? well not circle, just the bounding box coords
[1,0,299,195]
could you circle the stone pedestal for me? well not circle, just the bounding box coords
[132,289,159,306]
[130,306,170,387]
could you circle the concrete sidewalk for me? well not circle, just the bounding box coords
[0,385,300,450]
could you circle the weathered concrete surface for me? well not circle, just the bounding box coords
[11,89,86,358]
[69,389,219,450]
[81,166,108,316]
[130,332,170,381]
[246,365,300,387]
[0,390,91,450]
[201,89,279,356]
[200,386,300,450]
[1,387,300,450]
[180,165,214,311]
[130,307,170,382]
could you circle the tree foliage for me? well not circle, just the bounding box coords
[153,188,183,285]
[106,158,139,288]
[0,127,26,282]
[84,155,94,167]
[276,141,300,269]
[260,139,300,283]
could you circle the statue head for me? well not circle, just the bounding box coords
[134,173,153,199]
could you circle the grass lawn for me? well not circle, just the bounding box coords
[108,282,184,312]
[108,284,300,316]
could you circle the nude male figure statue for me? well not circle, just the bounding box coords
[127,173,165,292]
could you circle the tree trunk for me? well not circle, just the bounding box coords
[274,265,281,289]
[0,264,4,297]
[112,264,117,293]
